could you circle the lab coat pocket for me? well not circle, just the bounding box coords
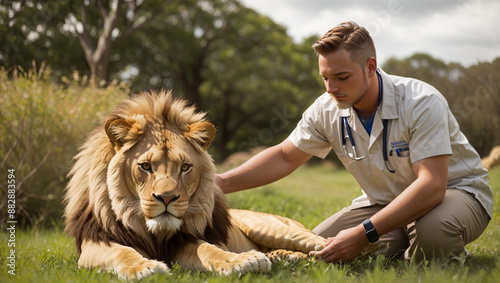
[388,153,415,185]
[395,147,410,157]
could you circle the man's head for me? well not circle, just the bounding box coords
[313,22,378,111]
[312,21,376,66]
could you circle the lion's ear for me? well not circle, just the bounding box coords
[185,122,216,151]
[105,115,146,148]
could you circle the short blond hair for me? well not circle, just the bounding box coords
[312,21,376,65]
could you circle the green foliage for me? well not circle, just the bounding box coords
[0,64,129,228]
[123,0,324,161]
[1,0,324,162]
[0,164,499,282]
[200,8,322,161]
[0,1,87,77]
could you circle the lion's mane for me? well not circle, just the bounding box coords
[64,90,231,265]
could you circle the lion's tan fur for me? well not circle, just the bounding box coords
[64,90,325,280]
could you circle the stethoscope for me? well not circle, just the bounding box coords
[341,70,396,173]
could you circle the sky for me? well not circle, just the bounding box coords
[240,0,500,67]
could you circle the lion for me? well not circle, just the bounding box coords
[64,90,326,280]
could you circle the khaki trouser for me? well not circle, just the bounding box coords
[312,189,490,263]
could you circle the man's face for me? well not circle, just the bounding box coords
[318,48,368,109]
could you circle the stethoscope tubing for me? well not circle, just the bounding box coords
[340,70,396,173]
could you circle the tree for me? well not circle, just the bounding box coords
[125,0,229,107]
[1,1,87,76]
[203,28,323,161]
[126,0,323,161]
[65,0,166,82]
[0,0,171,82]
[2,0,325,162]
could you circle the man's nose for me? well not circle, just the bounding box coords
[326,80,339,94]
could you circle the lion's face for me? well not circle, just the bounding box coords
[128,122,202,233]
[104,111,216,236]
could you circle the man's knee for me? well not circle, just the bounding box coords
[407,216,465,262]
[312,207,351,237]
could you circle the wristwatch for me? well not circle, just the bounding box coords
[362,219,379,243]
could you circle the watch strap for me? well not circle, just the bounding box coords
[362,219,379,243]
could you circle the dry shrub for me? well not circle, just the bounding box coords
[0,63,129,228]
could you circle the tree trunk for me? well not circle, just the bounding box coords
[73,0,156,83]
[95,57,110,82]
[177,49,207,109]
[216,87,232,162]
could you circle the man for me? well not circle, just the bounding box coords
[215,21,493,264]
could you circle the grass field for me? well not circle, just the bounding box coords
[1,164,498,283]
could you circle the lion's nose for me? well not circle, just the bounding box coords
[153,193,180,207]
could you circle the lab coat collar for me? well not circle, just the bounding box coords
[378,69,398,120]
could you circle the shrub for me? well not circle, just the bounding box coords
[0,63,129,228]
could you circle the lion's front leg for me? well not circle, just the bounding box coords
[175,240,271,276]
[230,209,326,253]
[78,240,169,280]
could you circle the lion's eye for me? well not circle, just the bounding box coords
[180,163,192,172]
[139,162,152,173]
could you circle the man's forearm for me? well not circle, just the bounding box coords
[369,155,448,236]
[218,146,293,193]
[217,138,312,194]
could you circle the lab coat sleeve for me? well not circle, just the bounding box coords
[408,93,453,163]
[289,99,332,159]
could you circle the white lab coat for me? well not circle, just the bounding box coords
[289,69,493,218]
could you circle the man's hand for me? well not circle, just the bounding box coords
[309,224,369,262]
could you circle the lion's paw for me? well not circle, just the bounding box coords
[211,250,271,276]
[266,249,309,263]
[117,259,170,280]
[312,241,326,251]
[299,237,326,252]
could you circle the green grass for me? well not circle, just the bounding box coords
[1,164,499,282]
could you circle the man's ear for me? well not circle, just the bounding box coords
[104,115,146,148]
[185,122,216,151]
[366,56,378,77]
